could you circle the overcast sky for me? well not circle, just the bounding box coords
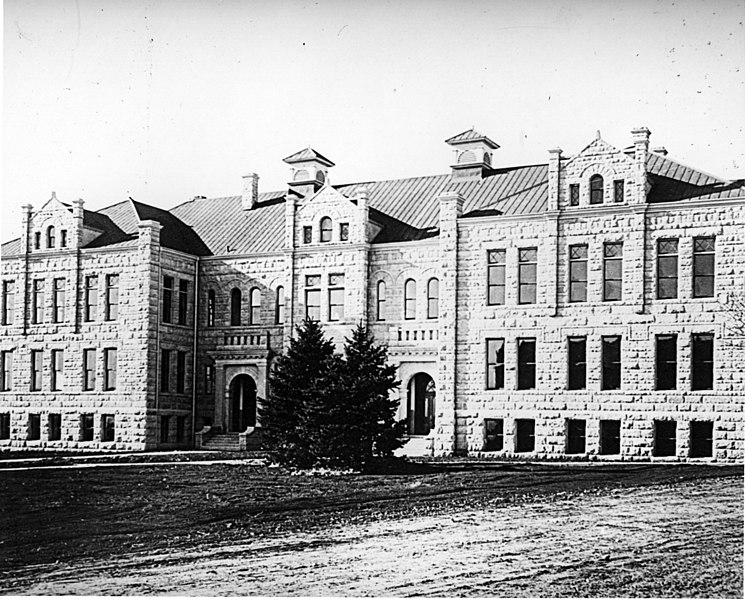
[3,0,744,244]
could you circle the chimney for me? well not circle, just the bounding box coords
[631,126,651,165]
[547,147,562,211]
[242,173,259,210]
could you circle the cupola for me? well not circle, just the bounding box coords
[283,147,335,197]
[445,128,500,180]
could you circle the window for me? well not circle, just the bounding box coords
[32,279,44,324]
[275,286,285,324]
[104,348,117,391]
[85,275,98,321]
[693,237,715,298]
[599,420,621,455]
[0,351,12,391]
[656,334,677,390]
[569,183,579,206]
[376,281,386,321]
[320,217,332,242]
[249,288,261,324]
[103,275,117,322]
[569,244,588,302]
[60,230,68,247]
[205,364,215,394]
[51,349,64,391]
[518,248,537,304]
[83,349,96,391]
[160,415,170,443]
[207,290,216,327]
[566,419,586,454]
[303,226,312,244]
[339,222,349,241]
[305,275,321,321]
[177,280,188,325]
[53,278,65,323]
[328,274,345,321]
[427,278,439,319]
[28,414,41,441]
[404,279,417,320]
[517,338,536,390]
[654,420,677,457]
[34,231,41,250]
[162,276,173,323]
[567,337,586,390]
[486,338,505,390]
[691,333,714,391]
[487,250,506,305]
[484,418,504,451]
[657,239,678,299]
[589,175,604,204]
[176,351,186,394]
[690,421,713,458]
[230,288,241,326]
[30,350,43,391]
[2,281,15,325]
[613,179,624,203]
[515,419,535,452]
[160,349,170,392]
[0,413,10,440]
[49,413,62,441]
[176,415,187,443]
[102,414,115,442]
[601,336,621,390]
[603,242,623,301]
[46,226,56,248]
[81,413,94,441]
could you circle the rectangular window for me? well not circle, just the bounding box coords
[689,421,713,458]
[28,413,41,441]
[104,348,117,391]
[599,420,621,455]
[691,333,714,391]
[102,414,115,442]
[567,337,587,390]
[376,281,386,321]
[487,250,506,305]
[83,348,96,391]
[657,239,678,299]
[51,349,64,391]
[566,419,586,454]
[613,179,624,203]
[656,334,677,390]
[60,230,67,247]
[2,281,15,325]
[339,223,349,241]
[162,276,173,323]
[303,226,312,244]
[53,278,65,323]
[601,336,621,390]
[693,237,715,298]
[654,420,677,457]
[85,275,98,321]
[176,351,186,394]
[569,183,579,206]
[178,280,188,325]
[486,338,505,390]
[484,418,504,451]
[569,244,588,302]
[328,274,345,322]
[160,349,170,392]
[517,338,536,390]
[160,415,170,443]
[305,275,321,321]
[30,350,43,391]
[48,413,62,441]
[518,248,537,304]
[105,274,119,321]
[603,242,623,301]
[81,413,94,442]
[32,279,44,324]
[176,415,187,443]
[0,351,12,391]
[205,364,215,394]
[515,419,535,453]
[0,413,10,439]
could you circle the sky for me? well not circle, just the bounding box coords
[3,0,744,244]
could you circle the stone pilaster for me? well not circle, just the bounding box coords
[630,127,651,205]
[547,148,562,212]
[137,220,162,409]
[283,195,296,345]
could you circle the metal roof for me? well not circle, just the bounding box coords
[282,147,335,167]
[445,128,500,149]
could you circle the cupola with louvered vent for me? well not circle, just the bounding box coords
[283,147,335,197]
[445,128,500,180]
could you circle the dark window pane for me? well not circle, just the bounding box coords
[690,421,713,458]
[589,175,604,204]
[599,420,621,455]
[569,184,579,206]
[566,419,586,454]
[656,335,677,390]
[515,419,535,452]
[567,337,586,390]
[654,420,677,456]
[484,418,504,451]
[602,336,621,390]
[486,339,505,390]
[691,334,714,390]
[517,339,536,389]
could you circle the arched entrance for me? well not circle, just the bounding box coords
[408,373,436,435]
[229,374,257,432]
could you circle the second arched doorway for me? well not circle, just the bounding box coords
[407,373,436,435]
[229,374,257,432]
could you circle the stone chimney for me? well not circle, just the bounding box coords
[631,127,651,165]
[355,186,369,244]
[242,173,259,210]
[547,147,562,211]
[20,204,33,254]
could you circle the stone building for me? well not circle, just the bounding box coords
[1,127,743,461]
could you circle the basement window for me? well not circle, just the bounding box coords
[515,419,535,453]
[484,418,504,451]
[599,420,621,455]
[689,421,713,458]
[653,420,676,457]
[565,419,586,454]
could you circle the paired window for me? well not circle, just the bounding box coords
[566,419,586,454]
[515,419,535,452]
[205,364,215,395]
[177,280,188,325]
[160,415,170,443]
[486,338,505,390]
[516,338,536,390]
[230,288,242,326]
[32,279,44,324]
[0,351,13,391]
[53,278,65,323]
[81,413,95,442]
[599,420,621,455]
[328,274,345,322]
[102,414,116,442]
[404,279,417,320]
[207,290,216,327]
[305,275,321,321]
[483,418,504,451]
[275,286,285,325]
[48,413,62,441]
[162,276,174,323]
[105,275,119,321]
[2,281,15,325]
[51,349,64,391]
[0,413,10,439]
[691,333,714,391]
[518,248,537,304]
[487,250,506,305]
[176,415,187,443]
[653,420,676,457]
[601,336,621,390]
[657,239,678,299]
[160,349,171,392]
[589,175,604,204]
[376,281,386,321]
[689,421,713,458]
[83,349,96,391]
[569,245,588,302]
[655,334,677,390]
[567,337,587,390]
[249,288,261,324]
[603,242,623,301]
[28,414,41,440]
[30,350,43,392]
[693,237,715,298]
[427,278,439,319]
[104,348,117,391]
[176,351,186,394]
[85,275,98,321]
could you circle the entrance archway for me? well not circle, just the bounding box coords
[407,373,436,435]
[229,374,257,432]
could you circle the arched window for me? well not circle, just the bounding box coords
[404,279,416,320]
[427,278,439,319]
[294,168,309,181]
[376,281,386,321]
[320,217,332,242]
[47,226,56,248]
[590,175,604,205]
[275,286,285,324]
[249,288,261,325]
[230,288,241,326]
[458,150,477,164]
[316,170,326,184]
[207,290,216,327]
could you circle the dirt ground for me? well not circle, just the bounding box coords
[0,460,742,597]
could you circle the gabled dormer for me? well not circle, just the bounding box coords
[22,192,88,254]
[446,128,500,181]
[283,147,335,197]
